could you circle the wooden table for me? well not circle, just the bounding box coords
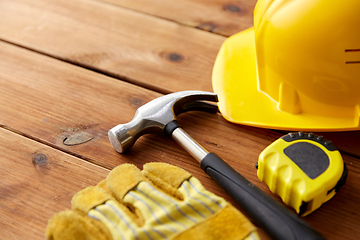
[0,1,359,239]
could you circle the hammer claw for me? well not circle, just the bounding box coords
[108,91,218,153]
[174,100,218,115]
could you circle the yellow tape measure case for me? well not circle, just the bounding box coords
[257,132,347,216]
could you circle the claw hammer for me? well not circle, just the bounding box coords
[108,90,325,240]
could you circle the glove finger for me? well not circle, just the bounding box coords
[72,184,146,239]
[142,162,193,201]
[128,180,197,227]
[106,164,147,202]
[46,210,112,240]
[108,162,192,218]
[106,164,184,229]
[179,177,226,216]
[142,162,226,217]
[71,186,112,213]
[141,163,227,228]
[142,162,192,188]
[97,179,145,227]
[106,163,189,203]
[107,163,204,237]
[106,163,179,231]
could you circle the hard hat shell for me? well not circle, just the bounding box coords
[212,0,360,131]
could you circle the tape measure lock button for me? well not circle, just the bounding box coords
[257,132,347,216]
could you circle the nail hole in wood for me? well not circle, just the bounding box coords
[196,22,217,33]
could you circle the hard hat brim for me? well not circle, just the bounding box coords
[212,27,359,131]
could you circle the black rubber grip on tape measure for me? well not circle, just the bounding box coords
[284,142,329,179]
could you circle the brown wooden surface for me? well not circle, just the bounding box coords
[0,0,359,239]
[0,128,109,239]
[0,0,225,94]
[98,0,256,36]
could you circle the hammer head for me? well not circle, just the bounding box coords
[108,90,218,153]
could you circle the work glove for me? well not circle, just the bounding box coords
[46,162,259,240]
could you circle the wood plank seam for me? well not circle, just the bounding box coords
[0,38,171,96]
[0,0,226,94]
[0,93,357,175]
[93,0,256,37]
[92,0,233,37]
[0,124,114,170]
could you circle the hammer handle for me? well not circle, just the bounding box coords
[170,124,325,239]
[201,153,326,240]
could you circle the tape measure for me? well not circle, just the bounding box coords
[256,132,348,216]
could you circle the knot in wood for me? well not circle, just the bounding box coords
[165,53,184,63]
[131,97,143,107]
[224,4,241,13]
[33,153,47,166]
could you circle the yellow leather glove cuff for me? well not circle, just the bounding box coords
[46,162,259,240]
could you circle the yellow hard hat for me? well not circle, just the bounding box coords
[212,0,360,131]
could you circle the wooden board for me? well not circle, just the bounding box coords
[0,0,225,94]
[0,39,271,183]
[0,40,159,169]
[0,127,109,239]
[98,0,257,36]
[1,39,360,239]
[1,0,360,159]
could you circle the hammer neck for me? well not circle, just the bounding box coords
[171,127,209,163]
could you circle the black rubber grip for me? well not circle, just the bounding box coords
[164,120,180,138]
[200,153,326,240]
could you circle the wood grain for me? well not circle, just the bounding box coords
[0,0,225,94]
[0,0,360,239]
[98,0,257,36]
[1,0,359,159]
[0,40,160,169]
[0,127,109,240]
[0,39,270,183]
[1,40,360,239]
